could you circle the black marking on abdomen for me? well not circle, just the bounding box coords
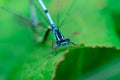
[56,30,62,39]
[45,10,48,13]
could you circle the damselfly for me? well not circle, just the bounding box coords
[37,0,77,50]
[0,0,77,53]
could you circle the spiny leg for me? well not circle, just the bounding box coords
[47,42,58,59]
[41,27,51,43]
[71,41,79,47]
[51,42,58,55]
[33,25,51,43]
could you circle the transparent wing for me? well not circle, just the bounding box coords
[30,0,39,26]
[0,2,47,28]
[30,0,49,27]
[0,6,32,26]
[0,2,51,43]
[30,0,51,42]
[56,0,62,27]
[34,3,50,25]
[59,0,77,28]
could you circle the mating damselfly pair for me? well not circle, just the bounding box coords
[0,0,78,53]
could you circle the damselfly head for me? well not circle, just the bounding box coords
[56,38,70,46]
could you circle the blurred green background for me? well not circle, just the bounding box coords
[0,0,120,80]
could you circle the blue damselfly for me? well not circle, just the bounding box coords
[38,0,77,50]
[0,0,78,54]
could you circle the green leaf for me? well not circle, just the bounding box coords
[53,46,120,80]
[107,0,120,39]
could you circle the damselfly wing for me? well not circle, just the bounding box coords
[0,0,50,43]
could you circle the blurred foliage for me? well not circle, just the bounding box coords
[54,47,120,80]
[0,0,120,80]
